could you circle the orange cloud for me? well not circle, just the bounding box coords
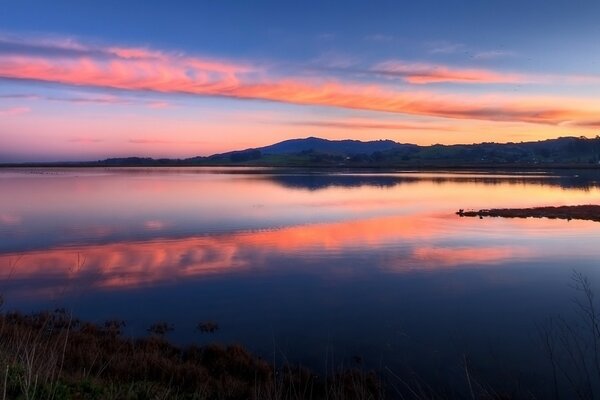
[226,82,595,125]
[285,119,455,131]
[1,36,599,126]
[570,120,600,129]
[372,61,524,84]
[372,60,600,85]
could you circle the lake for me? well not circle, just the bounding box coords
[2,167,600,391]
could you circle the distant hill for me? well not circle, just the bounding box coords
[198,136,416,164]
[4,136,600,168]
[257,136,411,155]
[195,135,600,167]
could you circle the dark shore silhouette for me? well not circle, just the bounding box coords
[4,135,600,169]
[3,272,600,399]
[0,309,381,400]
[457,205,600,222]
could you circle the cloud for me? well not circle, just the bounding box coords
[287,119,453,131]
[228,81,596,125]
[569,120,600,129]
[0,93,39,100]
[316,33,336,41]
[47,94,130,104]
[128,138,206,144]
[68,136,104,143]
[0,214,21,225]
[324,57,600,86]
[428,42,467,54]
[0,34,251,90]
[144,220,167,230]
[146,101,170,109]
[310,52,359,69]
[372,60,524,84]
[128,138,172,144]
[427,41,516,60]
[0,106,30,116]
[472,50,517,60]
[0,34,599,126]
[0,91,175,107]
[364,34,394,42]
[0,35,95,58]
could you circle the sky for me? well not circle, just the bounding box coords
[1,0,600,162]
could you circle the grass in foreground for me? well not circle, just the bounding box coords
[4,271,600,399]
[0,309,381,400]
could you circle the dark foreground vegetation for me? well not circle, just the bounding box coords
[0,309,382,400]
[457,204,600,223]
[3,271,600,399]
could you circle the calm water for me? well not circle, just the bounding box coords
[2,167,600,387]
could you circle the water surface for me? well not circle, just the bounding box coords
[2,167,600,388]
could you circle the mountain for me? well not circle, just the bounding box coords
[257,136,411,155]
[202,136,417,163]
[199,135,600,167]
[4,136,600,168]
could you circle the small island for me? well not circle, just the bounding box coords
[457,205,600,223]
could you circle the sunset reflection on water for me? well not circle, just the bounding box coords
[2,168,600,375]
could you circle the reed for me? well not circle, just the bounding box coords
[0,310,382,400]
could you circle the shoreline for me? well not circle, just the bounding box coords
[457,205,600,223]
[2,163,600,170]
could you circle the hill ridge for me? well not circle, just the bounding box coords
[3,135,600,167]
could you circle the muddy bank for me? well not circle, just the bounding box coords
[457,205,600,222]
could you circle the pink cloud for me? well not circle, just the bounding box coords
[68,136,104,143]
[227,82,594,125]
[128,138,207,144]
[570,120,600,129]
[144,220,166,230]
[0,214,21,225]
[49,94,130,104]
[373,60,600,86]
[128,138,172,144]
[287,119,454,131]
[0,106,30,116]
[1,35,599,126]
[146,101,170,109]
[372,60,524,84]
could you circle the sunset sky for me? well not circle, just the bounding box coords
[1,0,600,161]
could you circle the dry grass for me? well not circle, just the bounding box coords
[0,309,382,400]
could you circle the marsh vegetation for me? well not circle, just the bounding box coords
[2,271,600,399]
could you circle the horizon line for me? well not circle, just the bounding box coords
[1,134,599,165]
